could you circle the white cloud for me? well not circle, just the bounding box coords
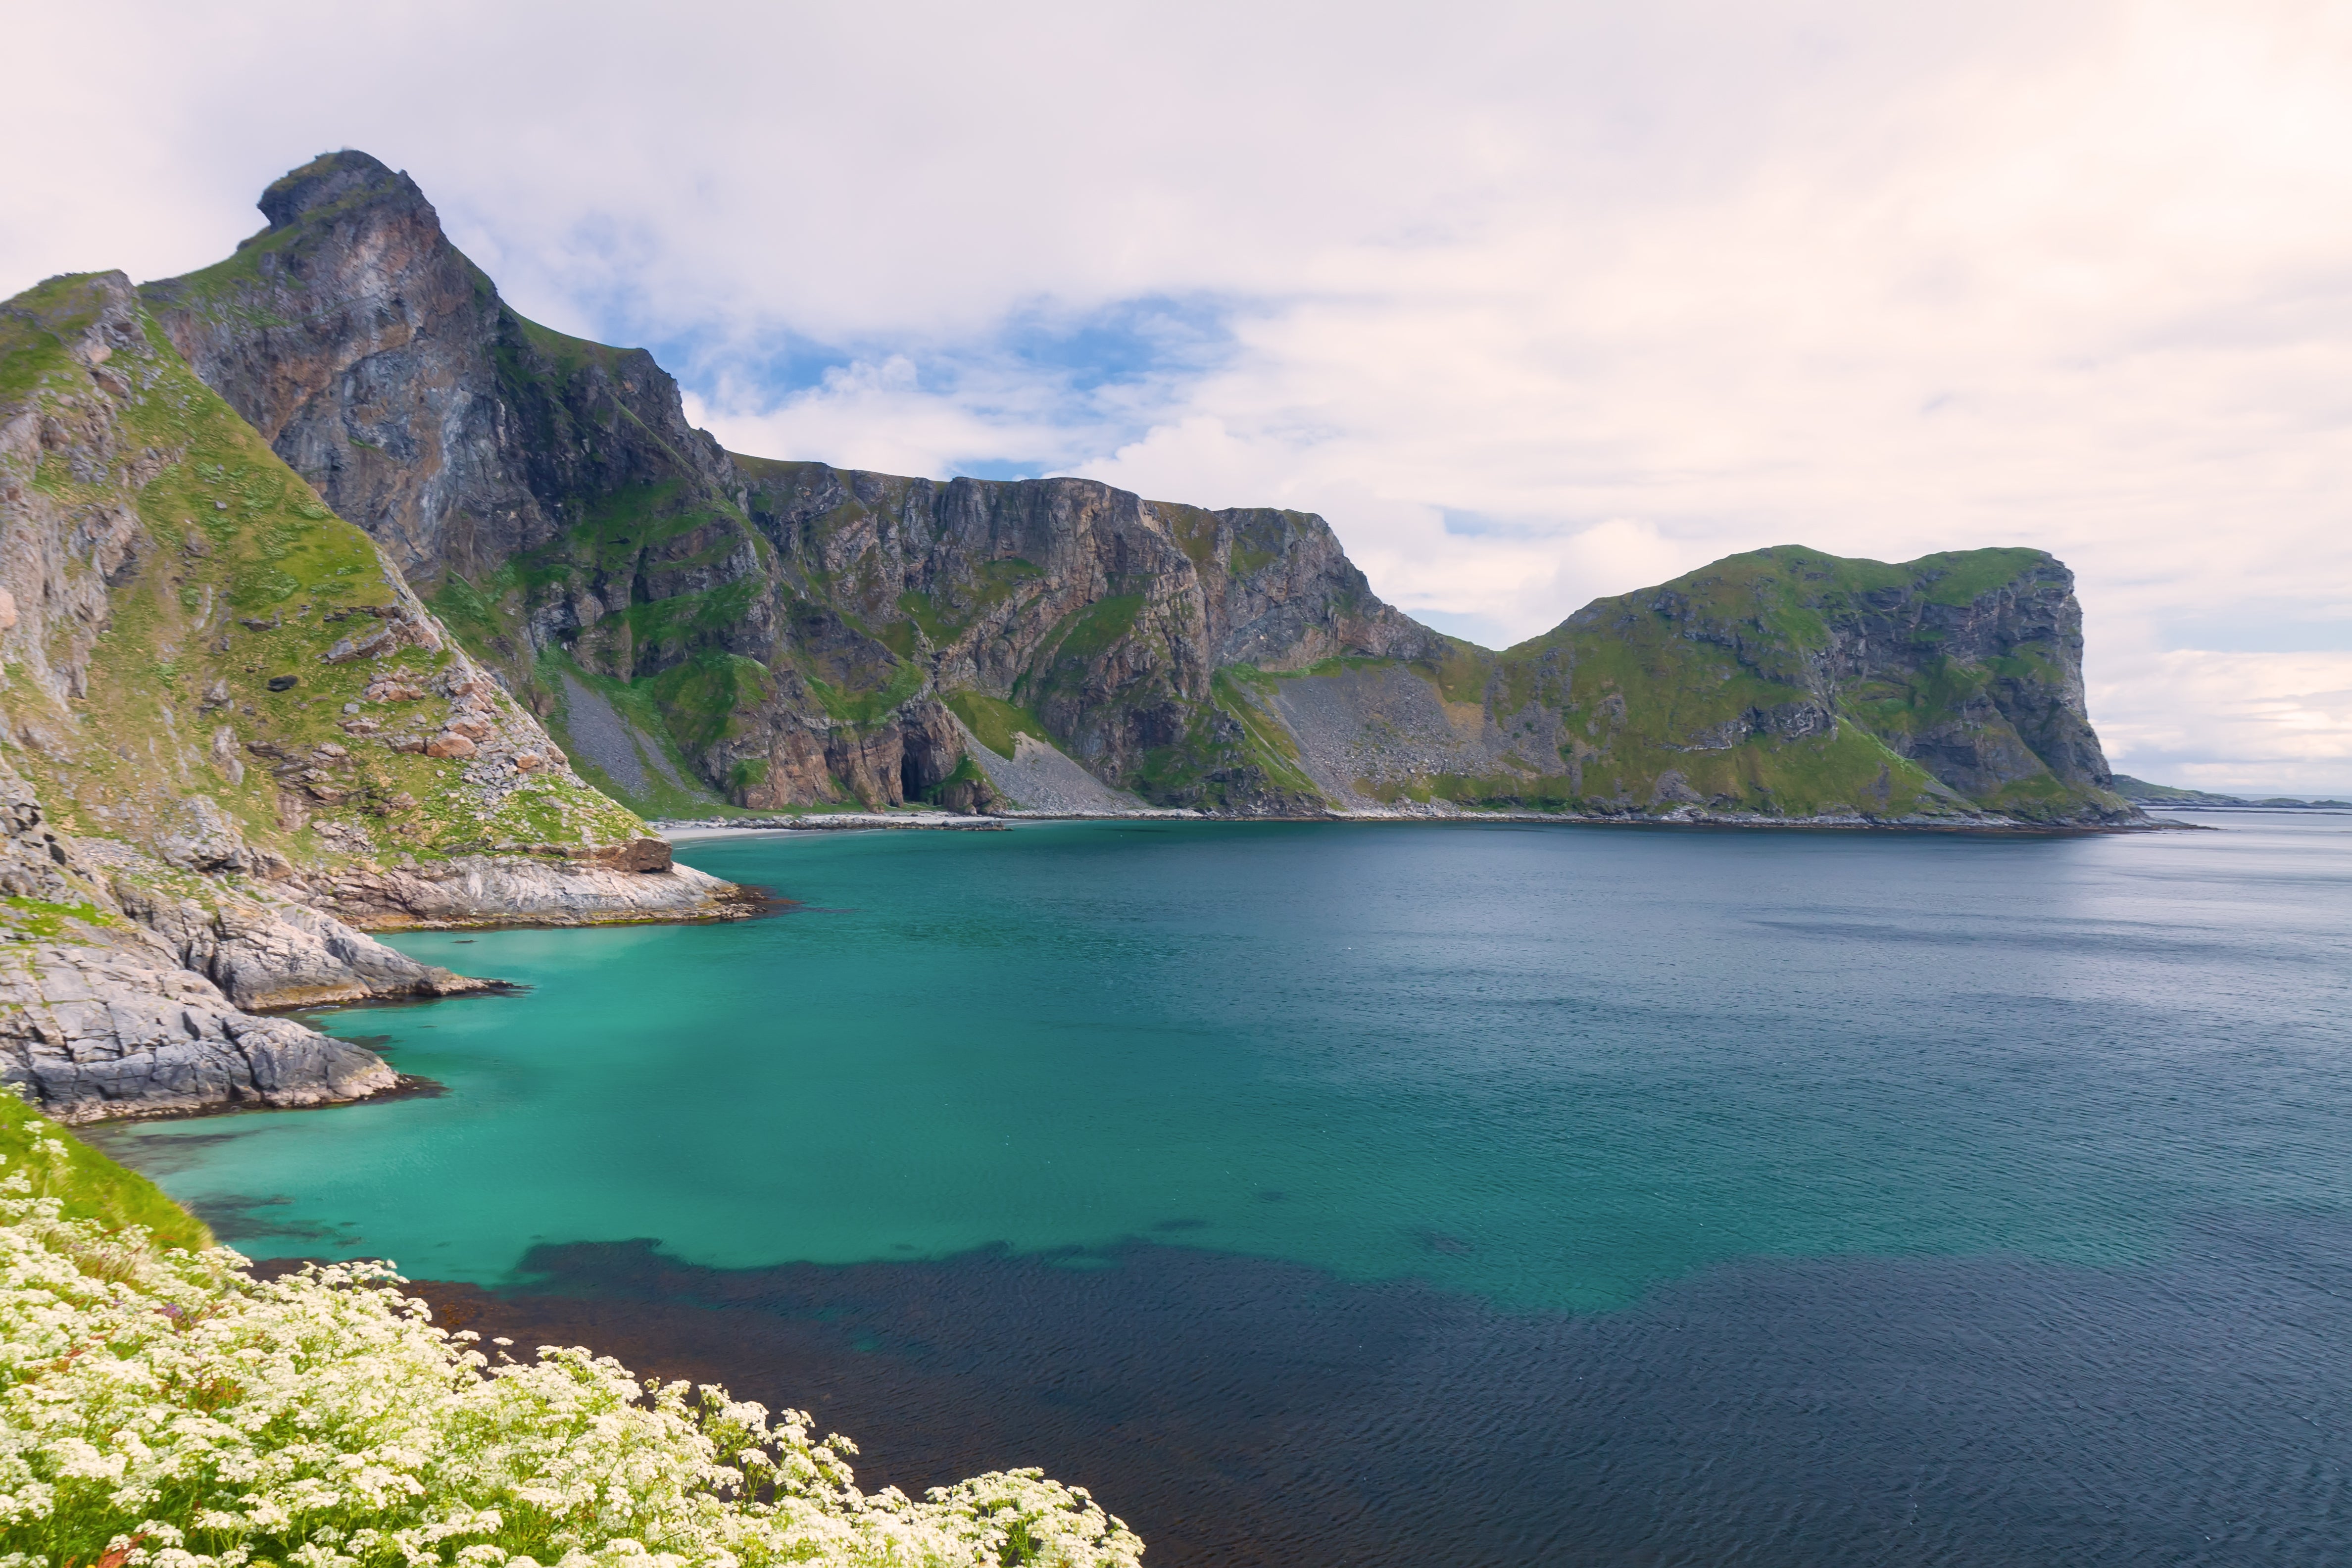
[2094,649,2352,794]
[2,0,2348,787]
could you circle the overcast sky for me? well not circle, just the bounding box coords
[5,1,2348,792]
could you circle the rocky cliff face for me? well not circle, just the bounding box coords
[143,154,739,588]
[1244,544,2132,824]
[146,153,1437,816]
[143,151,2132,830]
[0,751,425,1123]
[0,269,755,1120]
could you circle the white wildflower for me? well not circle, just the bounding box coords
[0,1193,1144,1568]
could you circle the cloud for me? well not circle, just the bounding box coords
[3,0,2348,786]
[2094,650,2352,794]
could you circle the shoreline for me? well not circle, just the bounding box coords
[657,806,2202,841]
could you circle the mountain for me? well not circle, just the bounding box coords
[2111,775,2352,809]
[0,152,2142,1117]
[0,271,751,1122]
[144,151,2134,829]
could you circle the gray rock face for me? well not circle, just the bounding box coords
[0,269,762,1121]
[951,717,1148,815]
[291,850,757,930]
[1620,550,2118,805]
[0,940,396,1124]
[146,152,737,587]
[138,154,2133,829]
[85,842,490,1009]
[714,468,1440,809]
[1266,662,1505,807]
[0,763,403,1122]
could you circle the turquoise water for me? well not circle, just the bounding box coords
[99,815,2352,1565]
[111,816,2352,1311]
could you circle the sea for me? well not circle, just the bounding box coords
[98,812,2352,1566]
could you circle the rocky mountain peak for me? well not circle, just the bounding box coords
[256,149,426,231]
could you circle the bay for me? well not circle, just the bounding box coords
[100,814,2352,1565]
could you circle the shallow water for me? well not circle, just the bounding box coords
[104,814,2352,1565]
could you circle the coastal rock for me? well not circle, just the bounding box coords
[0,758,402,1120]
[144,153,1436,816]
[0,939,397,1124]
[293,852,755,931]
[142,153,2135,826]
[0,269,756,913]
[0,270,763,1120]
[87,842,492,1009]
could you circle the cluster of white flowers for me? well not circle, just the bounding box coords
[0,1150,1143,1568]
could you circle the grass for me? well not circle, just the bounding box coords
[1045,594,1144,667]
[0,896,118,937]
[646,652,773,754]
[1208,670,1322,799]
[0,1092,211,1250]
[0,276,648,865]
[803,657,923,727]
[945,690,1051,759]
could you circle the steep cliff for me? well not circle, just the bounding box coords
[144,150,2132,829]
[0,270,754,1120]
[145,152,1436,816]
[1251,545,2132,823]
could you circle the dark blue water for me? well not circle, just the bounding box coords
[105,813,2352,1566]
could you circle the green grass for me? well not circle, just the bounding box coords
[0,1093,211,1250]
[0,276,649,864]
[512,312,638,380]
[1208,669,1322,799]
[0,274,103,405]
[1045,594,1144,667]
[1912,547,2054,607]
[646,652,773,753]
[805,658,923,727]
[945,690,1052,758]
[0,896,118,937]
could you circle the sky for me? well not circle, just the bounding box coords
[3,0,2348,793]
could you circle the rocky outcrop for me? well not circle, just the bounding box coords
[290,847,758,930]
[0,269,761,1121]
[144,154,738,587]
[0,269,751,900]
[1258,544,2137,824]
[0,761,399,1122]
[0,941,396,1124]
[85,842,490,1008]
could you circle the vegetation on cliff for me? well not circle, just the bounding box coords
[0,1107,1144,1568]
[0,273,647,871]
[144,151,2136,828]
[0,271,752,1126]
[0,1095,206,1250]
[1237,543,2133,823]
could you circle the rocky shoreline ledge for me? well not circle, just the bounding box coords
[0,765,758,1124]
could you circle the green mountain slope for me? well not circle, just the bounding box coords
[1235,545,2130,823]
